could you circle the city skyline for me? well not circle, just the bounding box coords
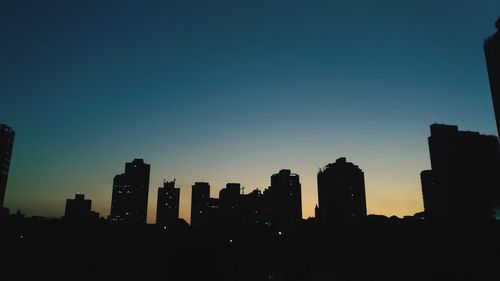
[1,1,499,223]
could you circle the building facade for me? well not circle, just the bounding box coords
[423,124,500,221]
[239,189,267,225]
[156,180,180,227]
[64,193,99,222]
[420,170,437,220]
[190,182,210,229]
[109,159,150,223]
[317,157,367,224]
[268,169,302,229]
[484,18,500,137]
[218,183,241,223]
[0,124,15,208]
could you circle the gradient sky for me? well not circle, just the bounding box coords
[1,0,499,223]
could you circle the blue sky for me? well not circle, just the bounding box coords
[1,0,499,223]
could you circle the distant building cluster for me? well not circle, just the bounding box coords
[52,160,365,229]
[190,169,303,230]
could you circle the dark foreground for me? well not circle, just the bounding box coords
[1,218,499,281]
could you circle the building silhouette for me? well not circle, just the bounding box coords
[422,124,500,221]
[0,124,15,209]
[218,183,268,225]
[420,170,438,220]
[189,181,269,228]
[190,182,210,229]
[239,188,267,225]
[156,180,180,227]
[219,183,241,223]
[317,157,367,224]
[63,193,99,222]
[268,169,302,229]
[109,159,150,223]
[484,17,500,137]
[206,197,221,225]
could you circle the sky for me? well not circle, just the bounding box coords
[1,0,499,224]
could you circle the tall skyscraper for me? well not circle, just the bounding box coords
[190,182,210,229]
[156,180,180,227]
[0,124,15,208]
[268,169,302,229]
[317,157,367,224]
[64,193,99,222]
[109,159,150,223]
[484,17,500,137]
[422,124,500,221]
